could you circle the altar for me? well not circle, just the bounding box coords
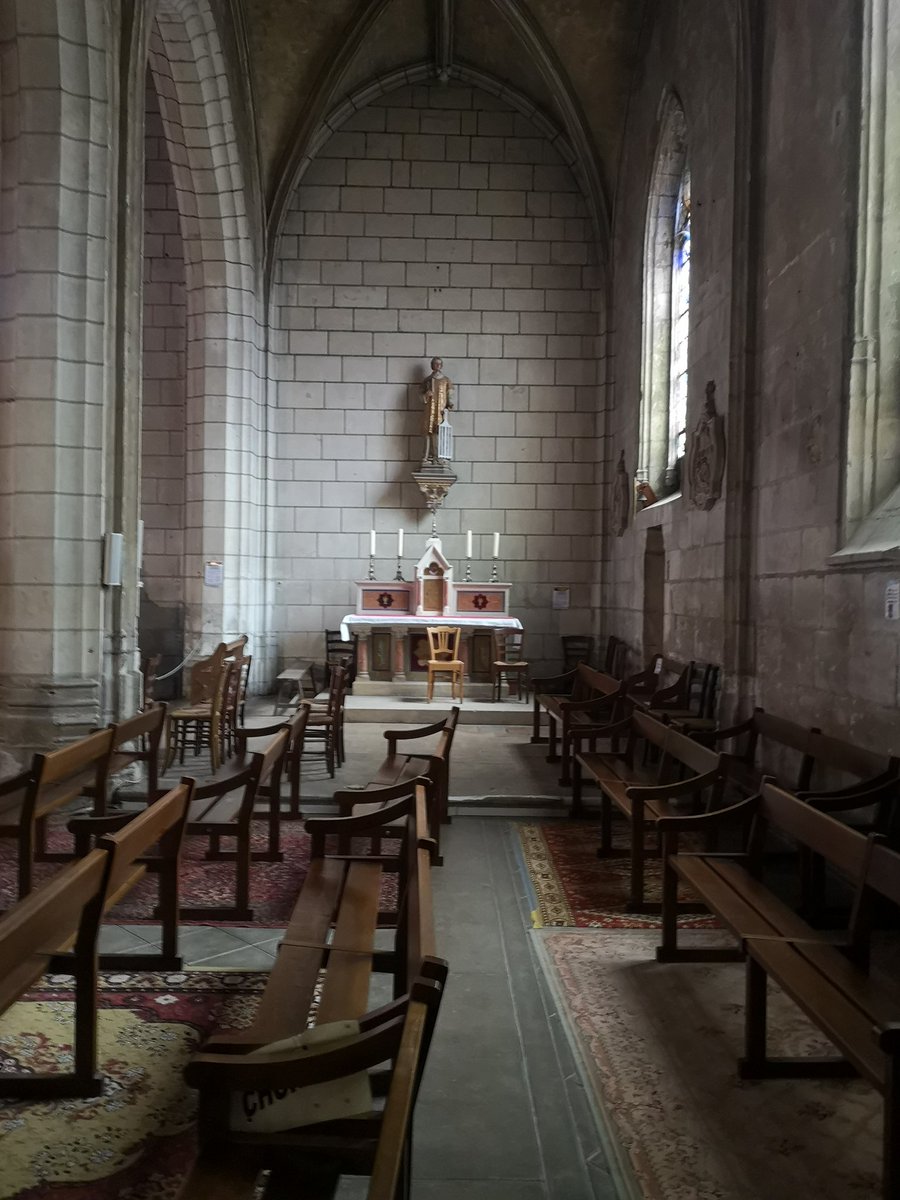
[340,536,522,697]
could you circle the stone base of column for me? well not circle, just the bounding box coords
[0,674,102,769]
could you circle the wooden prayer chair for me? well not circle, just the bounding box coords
[306,665,348,776]
[325,628,357,689]
[0,728,115,902]
[164,656,230,773]
[181,728,290,921]
[220,653,252,762]
[562,634,595,671]
[426,626,463,702]
[491,631,529,701]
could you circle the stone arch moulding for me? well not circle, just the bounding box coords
[146,0,272,678]
[266,60,601,296]
[638,88,688,501]
[832,0,900,566]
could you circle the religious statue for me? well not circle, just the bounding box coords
[686,380,726,510]
[421,357,454,466]
[611,450,630,537]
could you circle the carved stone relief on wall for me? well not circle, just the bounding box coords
[687,380,726,511]
[611,450,630,537]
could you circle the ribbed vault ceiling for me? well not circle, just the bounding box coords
[241,0,647,217]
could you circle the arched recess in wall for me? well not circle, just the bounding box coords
[267,61,602,290]
[638,91,689,502]
[266,69,604,677]
[143,0,270,678]
[836,0,900,561]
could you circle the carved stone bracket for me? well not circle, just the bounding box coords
[412,467,457,533]
[687,380,726,511]
[611,450,630,537]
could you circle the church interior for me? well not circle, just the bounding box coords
[1,0,900,1197]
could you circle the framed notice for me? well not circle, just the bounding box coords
[552,587,570,610]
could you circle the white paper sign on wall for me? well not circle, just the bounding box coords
[204,560,224,588]
[886,580,900,620]
[552,587,570,610]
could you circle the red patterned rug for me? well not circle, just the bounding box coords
[0,822,397,928]
[0,969,266,1200]
[517,819,719,929]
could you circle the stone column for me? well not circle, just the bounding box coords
[356,629,371,681]
[391,627,408,682]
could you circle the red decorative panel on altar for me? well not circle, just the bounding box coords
[454,587,507,614]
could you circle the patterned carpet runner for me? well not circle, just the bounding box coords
[516,819,719,928]
[0,970,267,1200]
[539,930,881,1199]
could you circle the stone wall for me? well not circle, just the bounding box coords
[604,0,900,752]
[269,81,603,674]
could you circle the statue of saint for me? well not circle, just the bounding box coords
[421,357,454,465]
[687,380,726,510]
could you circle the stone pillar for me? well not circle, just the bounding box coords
[356,630,371,681]
[0,1,118,760]
[391,628,408,682]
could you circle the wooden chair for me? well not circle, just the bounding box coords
[219,653,252,762]
[164,656,230,773]
[0,728,115,902]
[306,665,348,776]
[491,631,529,701]
[426,626,463,702]
[562,635,594,670]
[325,628,357,688]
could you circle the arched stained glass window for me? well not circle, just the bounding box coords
[669,167,691,468]
[639,93,689,502]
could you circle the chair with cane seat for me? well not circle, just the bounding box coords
[426,626,463,702]
[491,631,529,701]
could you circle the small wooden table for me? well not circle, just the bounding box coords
[272,664,316,713]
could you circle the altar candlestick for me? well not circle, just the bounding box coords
[493,531,500,558]
[466,529,472,557]
[397,528,404,557]
[370,529,376,556]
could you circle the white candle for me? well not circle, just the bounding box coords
[466,529,472,558]
[493,531,500,558]
[397,528,404,557]
[369,529,376,556]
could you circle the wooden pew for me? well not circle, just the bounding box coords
[656,779,900,1198]
[181,783,446,1199]
[531,663,626,783]
[0,728,114,901]
[0,849,109,1098]
[0,780,193,1099]
[697,706,819,797]
[181,727,290,921]
[334,707,459,856]
[85,703,168,813]
[236,702,312,831]
[574,710,729,911]
[69,778,194,970]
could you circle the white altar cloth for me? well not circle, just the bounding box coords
[339,613,522,641]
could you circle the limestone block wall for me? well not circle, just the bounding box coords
[603,0,736,672]
[750,0,892,744]
[605,0,900,752]
[269,81,602,674]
